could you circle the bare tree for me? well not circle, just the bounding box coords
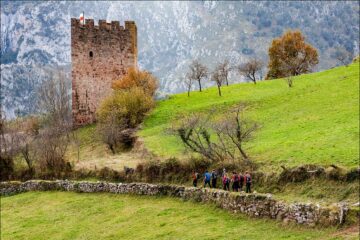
[184,73,193,97]
[1,112,41,179]
[14,130,36,173]
[334,47,353,67]
[35,68,73,175]
[97,113,136,154]
[238,58,264,84]
[0,113,16,180]
[284,76,294,88]
[177,113,222,162]
[212,106,258,161]
[176,105,258,163]
[37,67,72,126]
[218,59,231,86]
[211,67,225,96]
[34,126,70,174]
[188,60,208,92]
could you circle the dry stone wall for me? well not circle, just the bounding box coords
[0,180,348,227]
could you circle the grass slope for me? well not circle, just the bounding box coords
[140,63,359,169]
[1,192,343,240]
[66,124,142,171]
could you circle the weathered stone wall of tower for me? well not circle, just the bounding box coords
[71,18,137,126]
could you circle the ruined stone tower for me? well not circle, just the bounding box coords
[71,18,137,126]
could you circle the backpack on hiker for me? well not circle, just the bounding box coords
[222,176,229,185]
[239,175,244,184]
[246,175,251,184]
[195,172,200,180]
[234,174,239,183]
[212,172,217,180]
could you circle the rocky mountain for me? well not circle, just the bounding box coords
[1,1,359,117]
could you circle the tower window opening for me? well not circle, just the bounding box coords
[89,51,93,58]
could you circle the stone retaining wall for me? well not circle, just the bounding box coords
[0,180,348,227]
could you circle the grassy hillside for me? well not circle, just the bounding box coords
[140,62,359,169]
[1,192,345,240]
[66,124,143,171]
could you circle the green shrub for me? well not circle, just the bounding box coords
[96,87,155,153]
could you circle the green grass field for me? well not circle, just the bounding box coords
[1,191,348,240]
[140,63,359,169]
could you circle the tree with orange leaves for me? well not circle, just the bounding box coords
[112,68,159,97]
[266,30,319,80]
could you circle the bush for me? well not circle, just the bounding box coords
[98,68,158,153]
[97,87,155,152]
[97,87,154,128]
[325,166,346,181]
[188,157,212,173]
[345,168,360,182]
[278,165,325,183]
[144,160,161,182]
[162,158,182,174]
[0,156,14,181]
[112,68,159,97]
[34,126,71,177]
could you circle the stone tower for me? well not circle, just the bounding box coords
[71,18,137,126]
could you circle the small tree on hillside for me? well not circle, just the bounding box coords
[333,47,353,67]
[238,58,264,84]
[0,114,16,180]
[211,67,225,96]
[37,68,72,126]
[97,87,155,153]
[12,117,39,173]
[212,106,258,161]
[176,105,258,163]
[184,73,193,97]
[218,59,231,86]
[188,60,208,92]
[36,68,72,175]
[266,30,319,79]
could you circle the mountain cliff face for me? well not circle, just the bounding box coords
[1,1,359,117]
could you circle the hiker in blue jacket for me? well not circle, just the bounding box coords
[203,170,212,188]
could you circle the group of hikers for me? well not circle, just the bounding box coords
[192,169,252,193]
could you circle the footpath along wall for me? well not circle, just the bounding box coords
[0,180,348,227]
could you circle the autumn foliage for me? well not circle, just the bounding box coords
[97,68,158,153]
[266,30,319,79]
[97,87,155,129]
[112,68,158,97]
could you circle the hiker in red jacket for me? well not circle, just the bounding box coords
[231,172,240,192]
[192,171,199,187]
[222,173,230,191]
[238,172,244,192]
[245,171,252,193]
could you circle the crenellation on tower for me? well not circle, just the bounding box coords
[85,19,94,28]
[71,17,137,126]
[111,21,120,31]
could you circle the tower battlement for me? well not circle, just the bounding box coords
[71,18,136,32]
[71,18,137,126]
